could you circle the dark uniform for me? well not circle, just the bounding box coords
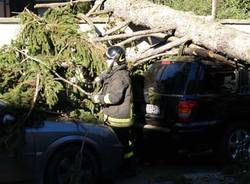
[92,46,135,175]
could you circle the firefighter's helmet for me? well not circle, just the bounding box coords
[106,46,126,65]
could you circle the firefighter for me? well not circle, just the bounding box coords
[91,45,136,176]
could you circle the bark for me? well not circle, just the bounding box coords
[104,0,250,63]
[183,47,236,66]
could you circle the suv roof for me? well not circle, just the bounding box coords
[144,56,239,96]
[162,56,235,69]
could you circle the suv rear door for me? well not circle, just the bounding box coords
[144,60,199,127]
[193,62,237,126]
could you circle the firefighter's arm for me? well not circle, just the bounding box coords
[92,76,129,105]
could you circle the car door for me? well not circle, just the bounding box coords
[0,114,36,182]
[195,64,237,122]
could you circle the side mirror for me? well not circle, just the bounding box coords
[1,114,16,126]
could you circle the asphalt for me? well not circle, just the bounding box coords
[113,155,239,184]
[112,133,240,184]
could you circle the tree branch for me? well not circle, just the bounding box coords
[131,49,179,68]
[131,36,191,62]
[102,20,130,36]
[93,28,173,42]
[77,13,102,36]
[116,33,170,46]
[22,74,40,123]
[87,10,111,16]
[86,0,106,16]
[15,49,93,96]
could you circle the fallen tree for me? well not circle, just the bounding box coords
[103,0,250,63]
[0,6,107,124]
[0,0,249,152]
[1,0,249,124]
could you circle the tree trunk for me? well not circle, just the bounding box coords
[104,0,250,63]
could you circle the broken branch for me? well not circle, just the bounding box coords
[131,36,191,62]
[87,10,112,16]
[102,20,130,36]
[86,0,106,16]
[131,49,179,68]
[23,74,40,123]
[93,28,173,42]
[77,13,102,36]
[116,33,158,46]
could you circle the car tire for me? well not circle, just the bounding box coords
[219,123,250,163]
[45,145,99,184]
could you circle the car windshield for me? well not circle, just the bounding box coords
[145,61,195,94]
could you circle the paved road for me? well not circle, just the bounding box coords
[113,133,240,184]
[113,153,239,184]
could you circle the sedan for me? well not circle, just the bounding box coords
[0,107,123,184]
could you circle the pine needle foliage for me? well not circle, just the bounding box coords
[0,5,107,123]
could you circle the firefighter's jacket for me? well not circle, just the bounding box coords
[97,65,133,127]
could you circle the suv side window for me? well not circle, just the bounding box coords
[157,62,191,94]
[198,66,237,94]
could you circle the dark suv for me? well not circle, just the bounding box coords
[139,56,250,162]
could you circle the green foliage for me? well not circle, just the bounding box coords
[0,5,106,123]
[218,0,250,19]
[151,0,250,19]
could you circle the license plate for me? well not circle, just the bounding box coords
[146,104,160,115]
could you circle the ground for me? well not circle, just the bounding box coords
[113,132,244,184]
[114,156,239,184]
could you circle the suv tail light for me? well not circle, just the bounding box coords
[178,100,198,122]
[161,59,171,65]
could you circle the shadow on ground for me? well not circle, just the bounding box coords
[113,132,242,184]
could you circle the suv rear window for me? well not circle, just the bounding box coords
[144,62,197,94]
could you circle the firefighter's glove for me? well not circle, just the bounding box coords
[93,76,102,85]
[91,94,100,103]
[94,72,107,85]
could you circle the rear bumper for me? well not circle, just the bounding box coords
[142,118,222,147]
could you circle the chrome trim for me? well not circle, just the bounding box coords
[176,121,217,127]
[143,124,170,133]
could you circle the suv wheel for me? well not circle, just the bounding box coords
[45,145,99,184]
[221,124,250,162]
